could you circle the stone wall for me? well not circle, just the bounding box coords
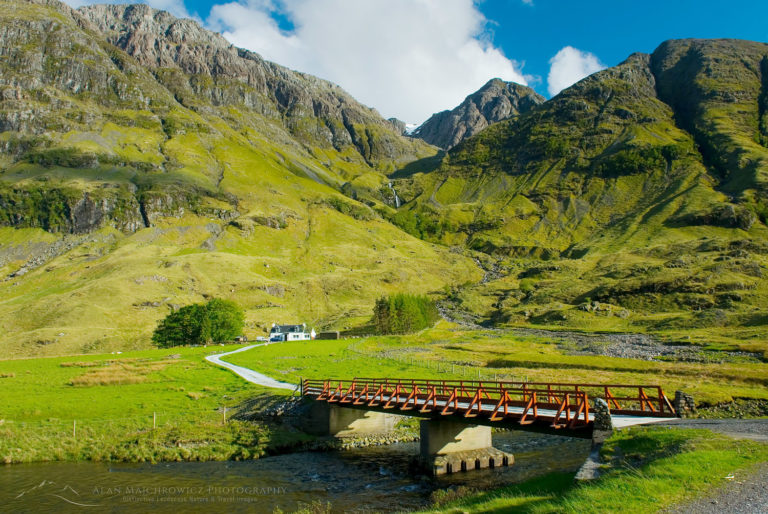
[674,391,696,417]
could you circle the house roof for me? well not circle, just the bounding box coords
[271,324,307,333]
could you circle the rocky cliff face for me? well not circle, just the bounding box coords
[77,3,432,168]
[0,0,439,235]
[412,79,544,149]
[0,0,434,170]
[0,0,165,134]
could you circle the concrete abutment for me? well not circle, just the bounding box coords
[418,419,513,476]
[301,402,399,437]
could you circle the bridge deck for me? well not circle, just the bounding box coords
[304,386,589,420]
[302,378,677,432]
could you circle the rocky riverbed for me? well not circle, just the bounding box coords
[512,328,762,363]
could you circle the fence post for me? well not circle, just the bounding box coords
[223,407,227,425]
[153,412,156,429]
[73,419,76,439]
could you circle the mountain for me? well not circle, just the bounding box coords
[1,1,766,356]
[412,79,544,150]
[393,39,768,350]
[0,0,478,357]
[78,4,430,170]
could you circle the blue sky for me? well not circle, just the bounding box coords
[481,0,768,92]
[64,0,768,124]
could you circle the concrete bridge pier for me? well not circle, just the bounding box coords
[302,402,399,437]
[419,419,514,475]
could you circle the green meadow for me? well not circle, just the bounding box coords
[0,344,309,464]
[3,323,765,468]
[220,334,768,512]
[1,329,766,514]
[223,325,768,406]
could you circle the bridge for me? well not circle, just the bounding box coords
[300,377,678,475]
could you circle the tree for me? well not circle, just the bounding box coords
[205,298,245,343]
[152,299,244,348]
[152,303,207,348]
[373,293,439,335]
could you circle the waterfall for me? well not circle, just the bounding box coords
[387,182,401,208]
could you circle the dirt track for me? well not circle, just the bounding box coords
[205,343,296,390]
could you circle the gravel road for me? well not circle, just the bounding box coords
[205,343,296,390]
[654,418,768,442]
[668,461,768,514]
[656,419,768,513]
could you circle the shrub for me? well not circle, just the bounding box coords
[322,197,374,221]
[519,279,536,294]
[594,146,667,176]
[373,293,439,334]
[152,299,244,348]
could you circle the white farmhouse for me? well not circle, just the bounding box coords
[269,323,316,342]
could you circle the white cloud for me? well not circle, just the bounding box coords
[547,46,604,97]
[61,0,190,20]
[207,0,527,124]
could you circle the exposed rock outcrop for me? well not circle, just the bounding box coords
[0,0,439,237]
[77,3,432,167]
[412,78,544,149]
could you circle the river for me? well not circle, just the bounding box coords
[1,431,590,512]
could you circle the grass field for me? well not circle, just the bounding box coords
[424,426,768,513]
[0,344,308,464]
[223,324,768,406]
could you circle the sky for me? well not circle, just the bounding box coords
[62,0,768,125]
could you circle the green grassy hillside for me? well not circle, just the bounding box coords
[1,2,767,357]
[390,40,768,346]
[0,0,478,358]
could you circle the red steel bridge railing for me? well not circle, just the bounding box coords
[302,378,677,430]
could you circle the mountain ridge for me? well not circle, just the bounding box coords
[0,0,766,355]
[78,3,423,168]
[390,39,768,348]
[412,78,544,150]
[0,0,478,358]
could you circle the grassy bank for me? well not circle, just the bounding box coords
[424,427,768,513]
[223,325,768,405]
[4,325,765,467]
[0,345,309,464]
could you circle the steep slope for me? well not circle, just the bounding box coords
[78,3,432,172]
[392,40,768,349]
[651,39,768,198]
[0,0,478,357]
[412,79,544,149]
